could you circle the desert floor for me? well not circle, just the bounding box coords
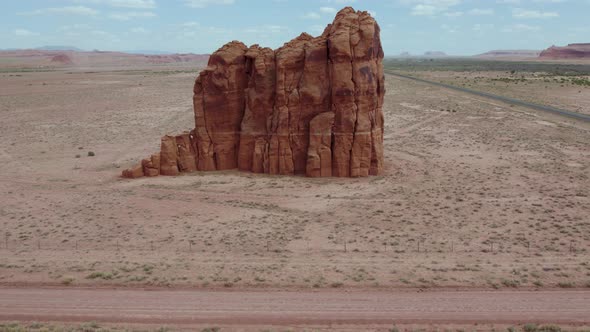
[0,65,589,290]
[397,69,590,115]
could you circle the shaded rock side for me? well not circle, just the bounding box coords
[123,7,384,179]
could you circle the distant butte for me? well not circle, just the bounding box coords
[122,7,385,178]
[540,43,590,59]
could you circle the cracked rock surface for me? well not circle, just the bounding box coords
[123,7,384,178]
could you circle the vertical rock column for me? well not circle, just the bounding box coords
[193,41,248,171]
[238,45,276,173]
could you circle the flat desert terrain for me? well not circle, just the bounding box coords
[0,63,589,290]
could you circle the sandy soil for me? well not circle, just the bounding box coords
[0,288,589,331]
[405,70,590,115]
[0,66,589,290]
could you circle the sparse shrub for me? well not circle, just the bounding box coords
[501,279,520,288]
[557,282,574,288]
[523,323,538,332]
[86,272,112,280]
[201,328,219,332]
[538,325,562,332]
[61,277,75,285]
[87,151,95,157]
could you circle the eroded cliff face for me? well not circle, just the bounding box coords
[122,7,384,179]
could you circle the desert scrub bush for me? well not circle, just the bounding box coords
[61,277,75,285]
[201,328,220,332]
[557,282,574,288]
[501,279,520,288]
[87,151,95,157]
[86,272,113,280]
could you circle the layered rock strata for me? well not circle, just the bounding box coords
[123,7,384,178]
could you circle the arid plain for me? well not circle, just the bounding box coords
[1,60,589,291]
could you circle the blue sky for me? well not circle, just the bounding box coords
[1,0,589,55]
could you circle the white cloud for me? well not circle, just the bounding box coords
[72,0,156,8]
[19,6,99,16]
[183,0,234,8]
[411,4,437,16]
[14,29,40,36]
[403,0,462,16]
[319,7,337,13]
[243,25,289,34]
[469,8,494,15]
[473,23,494,31]
[302,12,321,19]
[109,11,156,20]
[57,24,91,32]
[502,23,541,32]
[444,11,463,17]
[131,27,149,33]
[441,24,458,33]
[512,8,559,18]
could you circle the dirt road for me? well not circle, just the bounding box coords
[1,288,589,328]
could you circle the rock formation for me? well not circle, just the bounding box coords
[50,53,74,65]
[122,7,384,178]
[540,43,590,59]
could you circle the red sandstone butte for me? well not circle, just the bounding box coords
[122,7,384,178]
[539,43,590,59]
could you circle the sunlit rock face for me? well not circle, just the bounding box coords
[123,7,384,179]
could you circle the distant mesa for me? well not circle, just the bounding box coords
[0,48,209,68]
[50,53,74,65]
[475,50,541,59]
[539,43,590,59]
[423,51,447,57]
[395,51,448,58]
[122,7,385,179]
[36,45,83,51]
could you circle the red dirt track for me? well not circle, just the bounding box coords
[1,288,589,328]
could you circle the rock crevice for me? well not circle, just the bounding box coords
[123,7,384,178]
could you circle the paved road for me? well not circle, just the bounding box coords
[386,71,590,122]
[1,288,589,327]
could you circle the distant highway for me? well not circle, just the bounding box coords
[386,71,590,122]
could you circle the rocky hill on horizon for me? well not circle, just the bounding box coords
[540,43,590,59]
[0,48,209,68]
[474,50,541,59]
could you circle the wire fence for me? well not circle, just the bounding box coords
[0,234,586,256]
